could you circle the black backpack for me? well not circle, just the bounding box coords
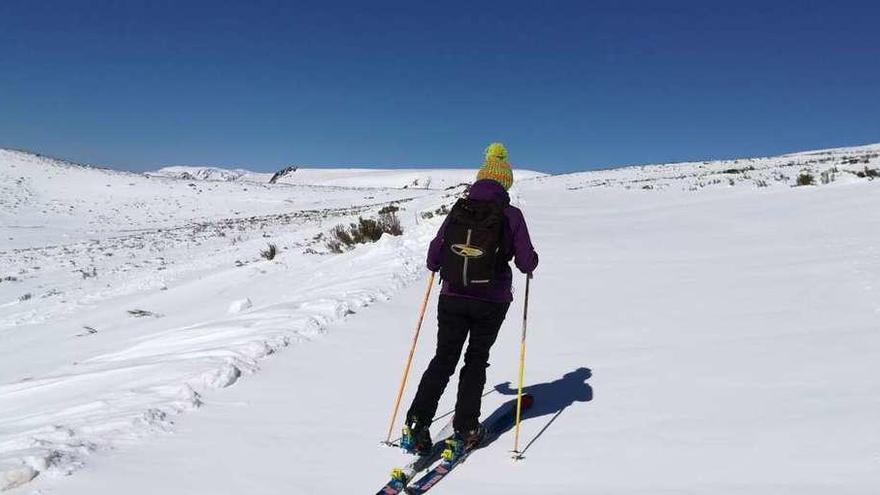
[440,198,505,287]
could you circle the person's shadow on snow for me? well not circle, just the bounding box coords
[480,367,593,455]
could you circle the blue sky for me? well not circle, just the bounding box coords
[1,0,878,173]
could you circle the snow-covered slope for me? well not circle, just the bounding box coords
[147,166,250,182]
[2,144,879,493]
[0,150,434,250]
[0,149,465,490]
[551,142,880,191]
[151,164,545,190]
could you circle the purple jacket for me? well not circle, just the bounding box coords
[426,179,539,303]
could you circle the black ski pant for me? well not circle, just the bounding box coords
[407,295,510,433]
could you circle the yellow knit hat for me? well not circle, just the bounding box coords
[476,142,513,190]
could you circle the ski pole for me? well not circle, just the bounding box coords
[511,274,531,460]
[384,271,435,445]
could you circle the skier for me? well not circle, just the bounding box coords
[401,142,539,460]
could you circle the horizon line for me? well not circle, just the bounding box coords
[3,139,878,176]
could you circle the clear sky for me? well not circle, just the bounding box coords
[1,0,878,173]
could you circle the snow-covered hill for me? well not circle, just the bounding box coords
[1,150,470,250]
[549,142,880,191]
[2,144,879,493]
[151,164,545,190]
[0,148,470,490]
[148,166,250,182]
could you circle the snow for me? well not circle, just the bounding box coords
[150,164,546,190]
[2,144,879,493]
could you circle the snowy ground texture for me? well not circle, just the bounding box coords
[2,145,879,493]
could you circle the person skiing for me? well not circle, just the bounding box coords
[401,142,539,460]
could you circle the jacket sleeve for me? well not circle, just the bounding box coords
[508,207,539,274]
[426,214,452,272]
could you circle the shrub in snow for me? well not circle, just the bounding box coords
[820,168,837,184]
[77,326,99,337]
[326,212,403,253]
[378,204,400,215]
[19,293,32,301]
[260,243,277,260]
[79,267,98,279]
[723,166,755,174]
[843,154,877,165]
[127,309,162,318]
[855,167,879,179]
[380,212,403,236]
[421,203,451,219]
[796,173,815,186]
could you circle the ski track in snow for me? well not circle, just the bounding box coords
[2,145,880,492]
[1,149,506,491]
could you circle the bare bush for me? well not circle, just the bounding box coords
[77,326,99,337]
[127,309,163,318]
[856,167,879,179]
[79,267,98,279]
[796,173,815,186]
[379,212,403,236]
[420,203,451,219]
[260,243,277,260]
[326,212,403,253]
[820,168,837,184]
[378,204,400,215]
[723,166,755,174]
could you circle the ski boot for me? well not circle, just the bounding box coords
[401,416,432,456]
[387,467,411,491]
[441,426,485,464]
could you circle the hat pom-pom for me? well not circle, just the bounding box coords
[484,142,508,162]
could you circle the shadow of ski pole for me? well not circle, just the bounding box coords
[518,407,565,456]
[482,367,593,453]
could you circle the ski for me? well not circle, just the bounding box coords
[375,419,455,495]
[405,394,534,495]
